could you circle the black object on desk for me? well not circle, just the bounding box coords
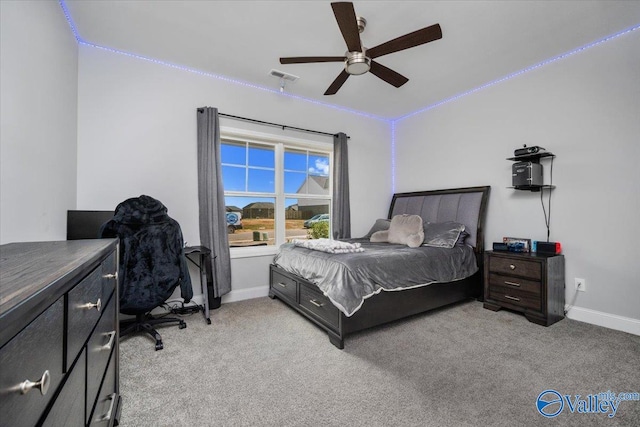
[184,246,216,325]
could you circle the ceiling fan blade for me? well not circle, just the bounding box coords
[369,61,409,88]
[368,24,442,59]
[324,70,350,95]
[280,56,345,64]
[331,2,362,52]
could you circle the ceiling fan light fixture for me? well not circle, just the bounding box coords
[345,51,370,75]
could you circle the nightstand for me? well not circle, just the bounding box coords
[483,250,565,326]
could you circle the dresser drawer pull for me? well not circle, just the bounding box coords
[102,331,117,351]
[509,264,516,270]
[504,281,521,287]
[103,272,118,280]
[277,282,288,288]
[309,299,324,308]
[81,298,102,312]
[94,393,117,423]
[504,295,521,302]
[18,370,50,396]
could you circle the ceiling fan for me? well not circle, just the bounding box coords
[279,1,442,95]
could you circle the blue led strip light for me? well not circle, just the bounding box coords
[78,41,388,122]
[391,121,396,193]
[58,2,387,122]
[58,0,82,42]
[395,23,640,123]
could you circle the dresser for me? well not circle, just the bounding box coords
[0,239,121,427]
[483,250,565,326]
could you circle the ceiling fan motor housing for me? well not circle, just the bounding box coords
[345,50,371,75]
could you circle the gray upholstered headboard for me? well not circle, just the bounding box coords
[388,186,490,252]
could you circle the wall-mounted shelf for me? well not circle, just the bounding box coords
[508,185,555,192]
[508,151,555,192]
[507,152,555,163]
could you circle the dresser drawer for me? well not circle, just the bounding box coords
[67,267,103,371]
[488,273,541,295]
[90,351,118,426]
[101,252,117,306]
[271,270,298,302]
[86,296,117,424]
[487,285,541,311]
[489,256,541,280]
[0,298,64,427]
[299,283,339,329]
[42,348,85,427]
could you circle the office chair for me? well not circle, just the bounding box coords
[101,195,193,350]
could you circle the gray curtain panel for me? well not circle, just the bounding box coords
[197,107,232,297]
[332,132,351,239]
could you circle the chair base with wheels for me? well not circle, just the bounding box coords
[120,313,187,351]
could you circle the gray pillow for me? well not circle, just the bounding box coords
[363,218,391,238]
[422,221,466,249]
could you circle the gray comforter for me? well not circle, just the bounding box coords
[273,239,479,317]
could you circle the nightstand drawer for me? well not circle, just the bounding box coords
[489,256,541,280]
[488,273,541,295]
[299,283,339,329]
[488,285,541,311]
[271,270,298,301]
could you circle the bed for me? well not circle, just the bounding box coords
[269,186,490,349]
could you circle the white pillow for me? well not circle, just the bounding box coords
[370,214,424,248]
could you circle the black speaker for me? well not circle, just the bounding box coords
[512,162,543,187]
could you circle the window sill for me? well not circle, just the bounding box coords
[230,245,279,259]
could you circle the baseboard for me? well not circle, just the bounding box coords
[565,305,640,336]
[222,285,270,303]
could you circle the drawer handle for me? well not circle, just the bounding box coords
[102,331,117,351]
[309,299,324,308]
[509,264,516,270]
[277,282,287,288]
[94,392,117,423]
[504,295,521,302]
[504,281,521,287]
[19,370,50,396]
[103,272,118,280]
[82,298,102,312]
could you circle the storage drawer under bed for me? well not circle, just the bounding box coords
[270,269,298,302]
[299,282,340,329]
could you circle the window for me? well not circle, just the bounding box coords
[220,128,332,250]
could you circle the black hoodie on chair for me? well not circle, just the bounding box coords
[100,195,193,315]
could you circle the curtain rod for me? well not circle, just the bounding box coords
[197,108,349,139]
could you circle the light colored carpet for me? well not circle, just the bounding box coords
[118,297,639,427]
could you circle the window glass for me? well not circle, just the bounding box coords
[284,149,306,171]
[308,153,330,176]
[221,142,245,166]
[284,171,307,194]
[222,137,331,248]
[225,196,275,247]
[248,169,275,193]
[284,149,331,196]
[222,165,246,192]
[249,145,275,168]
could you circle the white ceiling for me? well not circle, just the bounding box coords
[65,1,640,119]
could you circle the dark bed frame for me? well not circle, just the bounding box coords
[269,186,491,349]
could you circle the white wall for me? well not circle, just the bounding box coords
[395,31,640,329]
[0,1,79,244]
[76,46,391,301]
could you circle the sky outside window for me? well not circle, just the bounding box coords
[222,141,329,209]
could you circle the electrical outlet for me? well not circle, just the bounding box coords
[575,278,586,292]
